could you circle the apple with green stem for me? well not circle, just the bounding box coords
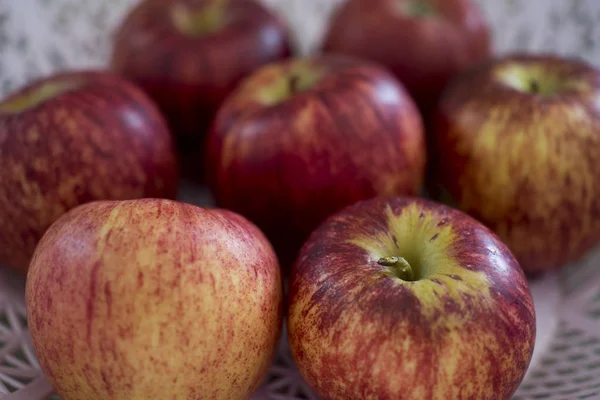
[288,196,536,400]
[432,54,600,274]
[111,0,292,180]
[206,54,426,267]
[26,198,282,400]
[0,71,178,273]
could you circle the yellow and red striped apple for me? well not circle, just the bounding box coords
[432,54,600,274]
[0,71,178,273]
[26,198,282,400]
[322,0,490,115]
[206,55,426,267]
[288,196,535,400]
[111,0,292,179]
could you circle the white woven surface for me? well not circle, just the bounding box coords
[1,1,600,399]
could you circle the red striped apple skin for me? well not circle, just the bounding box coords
[26,199,282,400]
[433,54,600,274]
[322,0,490,115]
[111,0,292,174]
[288,196,535,400]
[207,55,426,268]
[0,71,178,273]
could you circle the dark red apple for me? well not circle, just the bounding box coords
[0,71,178,273]
[432,54,600,274]
[111,0,292,178]
[322,0,491,115]
[206,54,426,267]
[288,196,536,399]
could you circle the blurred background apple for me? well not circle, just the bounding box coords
[206,54,426,267]
[111,0,292,181]
[0,70,178,273]
[432,54,600,275]
[321,0,491,118]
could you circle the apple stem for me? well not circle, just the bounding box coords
[289,75,301,94]
[530,80,540,94]
[377,256,415,281]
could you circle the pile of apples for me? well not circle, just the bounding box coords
[1,0,598,398]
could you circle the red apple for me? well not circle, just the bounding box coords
[0,71,178,273]
[111,0,292,178]
[26,198,283,400]
[288,196,536,400]
[322,0,491,115]
[432,54,600,274]
[206,54,426,267]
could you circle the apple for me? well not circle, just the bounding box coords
[321,0,491,115]
[0,71,178,273]
[26,198,283,400]
[288,196,536,400]
[111,0,292,179]
[206,54,426,267]
[431,54,600,274]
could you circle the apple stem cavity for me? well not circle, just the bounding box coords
[396,0,437,18]
[171,1,226,37]
[377,256,416,281]
[411,2,434,17]
[257,65,322,106]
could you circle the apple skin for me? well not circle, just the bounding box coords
[288,196,535,400]
[321,0,491,115]
[432,54,600,274]
[26,198,283,400]
[111,0,292,178]
[206,55,426,267]
[0,71,178,273]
